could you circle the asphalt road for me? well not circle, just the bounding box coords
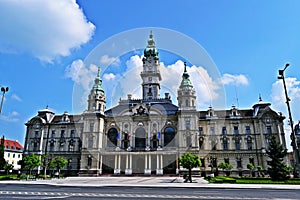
[0,184,299,200]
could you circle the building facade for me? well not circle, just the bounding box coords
[23,33,287,176]
[1,138,23,170]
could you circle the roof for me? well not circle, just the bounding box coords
[105,98,178,117]
[0,138,23,151]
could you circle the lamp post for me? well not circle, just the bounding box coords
[278,63,300,176]
[0,86,9,115]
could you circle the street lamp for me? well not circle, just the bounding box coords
[278,63,300,176]
[0,86,9,115]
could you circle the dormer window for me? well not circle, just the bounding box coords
[207,106,215,118]
[231,105,239,117]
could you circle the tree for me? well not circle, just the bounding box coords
[218,162,233,176]
[179,153,201,183]
[49,156,67,177]
[4,163,13,174]
[247,163,255,177]
[22,153,41,176]
[41,154,51,179]
[266,136,289,181]
[0,135,6,170]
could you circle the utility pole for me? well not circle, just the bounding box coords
[278,63,300,177]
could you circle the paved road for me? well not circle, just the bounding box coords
[1,177,300,199]
[1,184,300,200]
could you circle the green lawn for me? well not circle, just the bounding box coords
[206,176,300,184]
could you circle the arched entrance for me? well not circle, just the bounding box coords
[135,127,146,150]
[107,128,118,147]
[164,127,176,147]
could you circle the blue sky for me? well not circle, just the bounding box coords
[0,0,299,151]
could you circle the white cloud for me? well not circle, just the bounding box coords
[0,0,95,62]
[103,73,116,81]
[220,74,249,86]
[0,111,20,122]
[271,77,300,111]
[65,59,98,107]
[11,94,22,102]
[100,55,121,66]
[65,59,98,91]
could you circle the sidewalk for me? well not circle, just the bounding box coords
[2,176,300,190]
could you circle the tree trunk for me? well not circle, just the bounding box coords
[188,167,192,183]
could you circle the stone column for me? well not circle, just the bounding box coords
[114,154,120,175]
[99,155,102,175]
[126,154,132,175]
[156,154,163,175]
[144,154,151,175]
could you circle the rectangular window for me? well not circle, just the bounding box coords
[224,158,229,164]
[222,127,227,135]
[61,130,65,138]
[237,158,242,168]
[88,136,93,149]
[51,130,56,138]
[90,123,94,132]
[13,154,15,158]
[223,140,228,150]
[186,121,190,130]
[210,127,215,135]
[212,158,217,167]
[70,130,75,138]
[249,158,254,165]
[199,127,203,135]
[245,126,251,134]
[235,138,240,150]
[247,137,252,150]
[34,131,39,138]
[200,158,205,167]
[267,126,272,134]
[234,126,239,135]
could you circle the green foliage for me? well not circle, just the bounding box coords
[247,163,254,170]
[179,153,201,169]
[0,135,6,170]
[4,163,13,174]
[179,153,201,183]
[49,156,67,173]
[266,136,289,181]
[218,162,233,175]
[22,153,41,175]
[257,166,263,171]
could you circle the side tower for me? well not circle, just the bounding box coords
[87,68,106,113]
[81,67,106,174]
[177,63,198,150]
[141,31,162,99]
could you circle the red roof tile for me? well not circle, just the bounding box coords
[0,138,23,150]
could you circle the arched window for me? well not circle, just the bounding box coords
[107,128,118,147]
[135,127,146,149]
[164,127,176,147]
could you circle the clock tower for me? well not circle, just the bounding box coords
[141,31,162,100]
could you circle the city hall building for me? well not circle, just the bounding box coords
[23,33,287,176]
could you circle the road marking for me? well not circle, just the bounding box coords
[0,191,282,199]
